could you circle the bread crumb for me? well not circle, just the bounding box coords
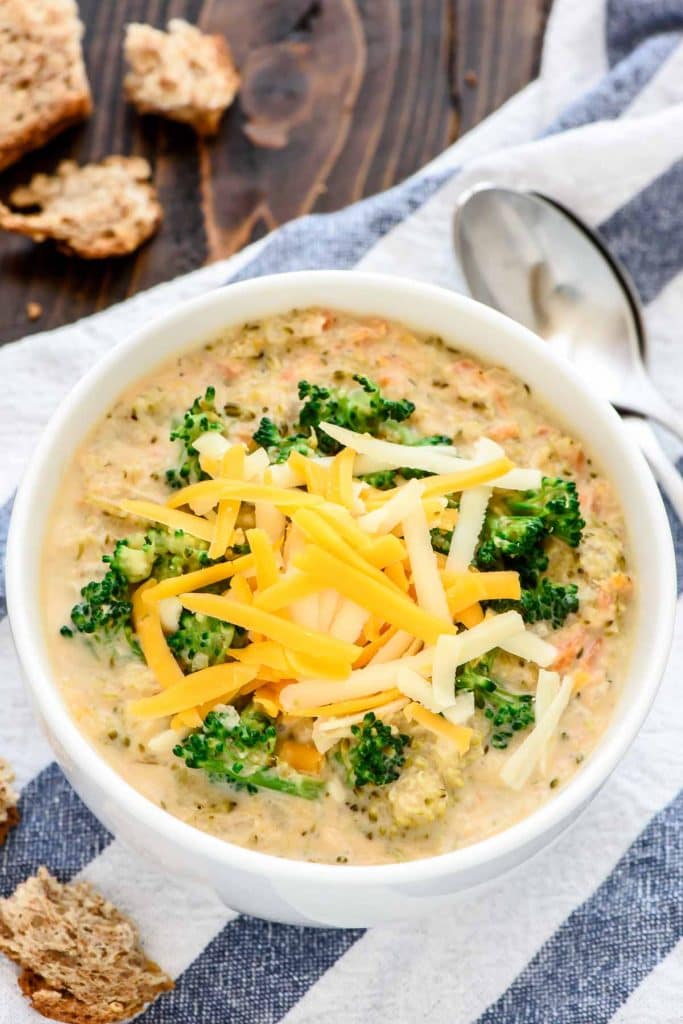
[0,867,173,1023]
[26,301,44,321]
[124,18,240,135]
[0,758,19,845]
[0,157,163,259]
[0,0,92,171]
[464,69,478,87]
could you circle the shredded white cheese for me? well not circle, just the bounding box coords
[280,648,435,710]
[431,611,525,706]
[499,630,558,668]
[194,431,230,459]
[446,485,491,573]
[369,630,416,665]
[311,698,408,753]
[357,478,424,535]
[401,500,451,623]
[319,423,471,475]
[442,691,476,726]
[500,673,574,789]
[244,448,270,481]
[328,599,370,643]
[319,422,542,489]
[396,666,443,712]
[157,597,183,634]
[535,669,561,775]
[255,502,286,547]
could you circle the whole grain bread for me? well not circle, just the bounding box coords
[0,867,173,1023]
[0,757,19,845]
[0,156,163,258]
[0,0,92,171]
[124,18,240,135]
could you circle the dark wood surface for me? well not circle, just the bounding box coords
[0,0,550,345]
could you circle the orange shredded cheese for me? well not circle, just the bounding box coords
[445,570,521,614]
[132,582,184,689]
[166,478,323,510]
[141,554,255,604]
[119,499,215,542]
[209,500,240,559]
[252,685,282,718]
[130,663,257,719]
[246,527,279,590]
[353,625,399,667]
[291,509,403,593]
[293,688,404,718]
[327,447,356,507]
[278,740,324,775]
[403,702,472,754]
[253,572,323,613]
[294,545,456,645]
[456,603,485,628]
[287,451,331,497]
[179,592,361,662]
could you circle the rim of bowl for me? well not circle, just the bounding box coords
[6,270,677,889]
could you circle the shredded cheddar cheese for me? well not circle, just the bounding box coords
[403,702,473,754]
[179,591,362,662]
[132,582,184,689]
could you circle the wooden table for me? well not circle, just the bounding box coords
[0,0,549,344]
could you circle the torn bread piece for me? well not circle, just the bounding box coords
[124,18,240,135]
[0,757,19,845]
[0,157,163,258]
[0,0,92,171]
[0,867,173,1023]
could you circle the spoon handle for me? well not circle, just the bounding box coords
[620,368,683,446]
[622,416,683,522]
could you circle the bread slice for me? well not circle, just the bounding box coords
[0,758,19,846]
[124,18,240,135]
[0,156,163,258]
[0,867,173,1023]
[0,0,92,171]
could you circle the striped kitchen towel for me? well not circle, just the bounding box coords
[1,0,682,1020]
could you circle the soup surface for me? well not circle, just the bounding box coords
[43,308,634,865]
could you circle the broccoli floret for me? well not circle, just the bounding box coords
[67,566,139,656]
[359,469,401,490]
[64,527,218,659]
[104,528,213,583]
[174,704,324,800]
[477,514,547,566]
[298,375,415,454]
[337,712,410,787]
[165,386,224,489]
[456,652,534,749]
[506,476,585,547]
[429,527,453,556]
[501,577,579,628]
[167,610,248,672]
[251,417,316,464]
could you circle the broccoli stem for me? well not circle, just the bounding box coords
[204,762,324,799]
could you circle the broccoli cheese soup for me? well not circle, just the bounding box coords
[43,308,634,865]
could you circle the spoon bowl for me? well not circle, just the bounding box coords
[453,184,682,438]
[453,184,683,519]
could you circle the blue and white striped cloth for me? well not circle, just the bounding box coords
[1,1,682,1020]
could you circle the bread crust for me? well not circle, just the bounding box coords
[0,757,18,845]
[0,868,173,1023]
[124,18,240,135]
[0,0,92,170]
[0,156,163,258]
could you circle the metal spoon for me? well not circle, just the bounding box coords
[453,184,683,519]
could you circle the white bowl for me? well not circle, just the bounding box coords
[6,271,676,927]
